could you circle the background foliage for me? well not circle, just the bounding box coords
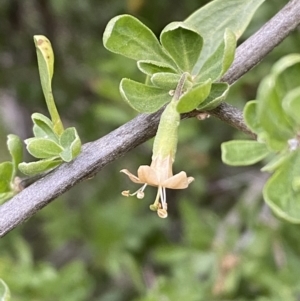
[0,0,300,300]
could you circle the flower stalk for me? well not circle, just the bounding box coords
[121,73,194,218]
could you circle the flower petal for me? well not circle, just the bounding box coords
[150,155,173,181]
[162,171,194,189]
[120,169,144,184]
[137,165,159,186]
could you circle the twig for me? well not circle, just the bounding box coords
[208,103,256,139]
[221,0,300,84]
[213,0,300,139]
[0,0,300,237]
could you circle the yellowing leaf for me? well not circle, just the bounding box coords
[33,35,64,135]
[34,35,54,88]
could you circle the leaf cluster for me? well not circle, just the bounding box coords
[19,36,81,176]
[0,36,82,195]
[19,113,81,176]
[0,135,22,204]
[222,54,300,223]
[103,0,265,114]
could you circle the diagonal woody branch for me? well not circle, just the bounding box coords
[0,0,300,237]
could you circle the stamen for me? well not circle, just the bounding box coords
[157,208,168,218]
[159,186,167,210]
[136,190,145,199]
[121,190,130,197]
[150,189,160,210]
[122,184,148,199]
[149,203,159,211]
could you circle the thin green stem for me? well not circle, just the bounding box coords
[173,72,188,102]
[45,91,64,135]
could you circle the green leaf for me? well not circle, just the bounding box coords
[196,82,229,110]
[18,158,62,176]
[255,55,300,150]
[0,192,14,205]
[196,28,236,81]
[185,0,265,74]
[271,53,300,79]
[103,15,175,68]
[244,55,300,152]
[151,73,182,90]
[221,140,270,166]
[257,75,295,151]
[0,278,10,301]
[32,112,59,142]
[176,79,211,113]
[282,87,300,125]
[33,35,54,87]
[263,151,300,223]
[25,138,63,159]
[7,134,23,178]
[261,152,291,173]
[59,127,81,162]
[120,78,171,113]
[0,162,13,192]
[33,35,64,135]
[160,22,203,72]
[243,100,262,135]
[137,60,177,76]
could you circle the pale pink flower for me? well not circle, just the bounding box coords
[121,155,194,218]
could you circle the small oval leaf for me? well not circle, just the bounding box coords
[271,53,300,77]
[137,60,177,76]
[261,152,290,173]
[221,140,270,166]
[258,76,295,151]
[32,113,59,142]
[0,162,13,192]
[160,22,203,72]
[7,134,23,176]
[282,87,300,125]
[263,151,300,224]
[243,100,262,135]
[103,15,175,68]
[151,73,182,90]
[176,79,211,113]
[25,138,63,159]
[197,82,229,110]
[185,0,265,74]
[120,78,171,113]
[59,127,81,162]
[18,158,62,176]
[196,28,236,81]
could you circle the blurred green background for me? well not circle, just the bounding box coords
[1,0,300,300]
